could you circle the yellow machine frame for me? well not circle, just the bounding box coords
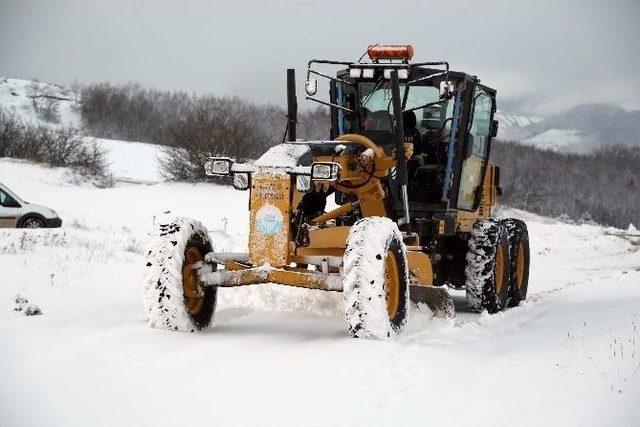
[200,133,499,293]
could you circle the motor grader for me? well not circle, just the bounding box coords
[143,45,530,339]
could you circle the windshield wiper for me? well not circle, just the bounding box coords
[403,99,445,113]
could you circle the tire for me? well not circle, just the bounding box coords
[20,216,44,228]
[343,217,410,340]
[143,216,217,332]
[465,218,510,313]
[502,218,530,307]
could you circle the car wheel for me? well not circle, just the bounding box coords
[21,217,44,228]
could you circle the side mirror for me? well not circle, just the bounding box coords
[204,157,233,176]
[305,78,317,96]
[310,162,341,182]
[439,81,453,99]
[232,173,250,191]
[490,119,499,138]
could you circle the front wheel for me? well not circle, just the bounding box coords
[343,217,410,340]
[21,216,44,228]
[143,216,217,332]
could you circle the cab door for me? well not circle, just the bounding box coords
[456,85,495,210]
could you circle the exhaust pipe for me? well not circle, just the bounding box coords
[287,68,297,142]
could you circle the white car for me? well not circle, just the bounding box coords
[0,182,62,228]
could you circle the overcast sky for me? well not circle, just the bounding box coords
[1,0,638,114]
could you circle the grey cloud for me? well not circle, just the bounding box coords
[1,0,638,114]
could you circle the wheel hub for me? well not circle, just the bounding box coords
[182,246,204,315]
[24,218,42,228]
[384,251,401,320]
[495,245,506,294]
[516,241,525,288]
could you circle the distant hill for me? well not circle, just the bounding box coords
[497,103,640,153]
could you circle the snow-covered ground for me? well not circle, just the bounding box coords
[1,154,638,427]
[96,137,165,183]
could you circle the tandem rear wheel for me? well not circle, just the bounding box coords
[465,218,530,313]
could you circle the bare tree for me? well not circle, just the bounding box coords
[158,97,274,181]
[0,109,107,177]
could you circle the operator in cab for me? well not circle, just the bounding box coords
[402,110,423,155]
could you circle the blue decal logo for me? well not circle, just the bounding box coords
[255,204,284,236]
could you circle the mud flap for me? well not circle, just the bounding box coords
[410,285,455,318]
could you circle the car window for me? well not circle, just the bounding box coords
[0,189,20,208]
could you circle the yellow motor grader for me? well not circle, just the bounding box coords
[143,45,530,339]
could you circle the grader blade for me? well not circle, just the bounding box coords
[410,285,455,318]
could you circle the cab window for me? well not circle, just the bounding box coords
[457,86,493,210]
[356,82,448,134]
[335,82,357,135]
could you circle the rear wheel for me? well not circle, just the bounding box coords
[465,219,510,313]
[143,216,217,332]
[343,217,409,340]
[502,218,530,307]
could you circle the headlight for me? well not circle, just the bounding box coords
[205,157,233,176]
[311,162,341,182]
[383,68,409,79]
[50,209,59,218]
[349,68,362,78]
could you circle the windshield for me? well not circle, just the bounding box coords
[358,82,452,135]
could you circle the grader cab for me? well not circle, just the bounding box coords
[143,45,531,339]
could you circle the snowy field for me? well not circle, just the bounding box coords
[1,152,639,426]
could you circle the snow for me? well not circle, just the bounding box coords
[254,142,312,168]
[494,110,543,139]
[96,137,166,183]
[1,152,640,426]
[523,128,585,152]
[0,78,81,128]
